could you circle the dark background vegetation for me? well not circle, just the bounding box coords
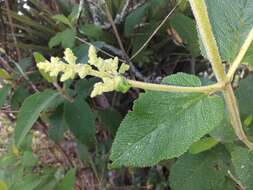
[0,0,220,189]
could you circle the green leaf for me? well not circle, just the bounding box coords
[14,90,60,146]
[64,96,95,147]
[11,85,30,110]
[203,0,253,63]
[236,75,253,117]
[48,106,66,143]
[21,151,38,167]
[170,146,233,190]
[110,73,225,167]
[170,13,200,57]
[231,146,253,190]
[49,28,76,49]
[0,69,11,80]
[53,14,72,28]
[0,84,11,108]
[33,52,54,83]
[243,45,253,67]
[98,108,122,136]
[56,169,75,190]
[80,24,114,43]
[124,3,150,36]
[189,137,219,154]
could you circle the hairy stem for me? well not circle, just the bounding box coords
[227,28,253,80]
[127,79,223,93]
[224,84,253,148]
[189,0,253,149]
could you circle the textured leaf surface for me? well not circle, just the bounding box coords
[110,73,224,167]
[14,90,59,146]
[64,96,95,147]
[204,0,253,62]
[231,147,253,190]
[170,147,233,190]
[236,75,253,117]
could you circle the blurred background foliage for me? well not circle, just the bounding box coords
[0,0,233,189]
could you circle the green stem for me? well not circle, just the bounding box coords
[227,27,253,80]
[189,0,253,149]
[127,79,223,93]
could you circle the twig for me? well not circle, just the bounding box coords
[228,170,245,190]
[4,0,21,61]
[76,37,125,62]
[104,3,145,80]
[114,0,130,24]
[129,0,181,61]
[53,81,74,102]
[189,0,253,149]
[1,54,39,92]
[128,79,224,93]
[227,27,253,80]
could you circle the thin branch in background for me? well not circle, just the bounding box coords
[227,170,245,190]
[4,0,21,61]
[114,0,130,24]
[76,37,125,62]
[77,0,85,20]
[104,3,145,80]
[1,54,39,92]
[53,81,74,102]
[130,0,181,61]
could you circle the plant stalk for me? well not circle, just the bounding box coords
[188,0,253,149]
[127,79,223,93]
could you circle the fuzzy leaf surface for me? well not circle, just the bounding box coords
[202,0,253,63]
[110,73,224,167]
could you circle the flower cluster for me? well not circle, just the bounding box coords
[37,46,131,97]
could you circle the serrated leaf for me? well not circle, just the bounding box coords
[0,69,11,80]
[49,28,76,48]
[203,0,253,63]
[14,90,60,146]
[170,13,200,57]
[64,96,95,147]
[110,73,224,167]
[170,146,233,190]
[189,137,218,154]
[231,146,253,190]
[0,84,11,108]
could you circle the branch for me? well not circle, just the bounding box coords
[128,79,224,93]
[130,1,180,61]
[189,0,253,149]
[227,27,253,80]
[104,3,145,80]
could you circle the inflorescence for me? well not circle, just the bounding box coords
[37,46,131,97]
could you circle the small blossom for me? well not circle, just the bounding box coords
[36,46,131,97]
[64,48,77,65]
[119,63,130,74]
